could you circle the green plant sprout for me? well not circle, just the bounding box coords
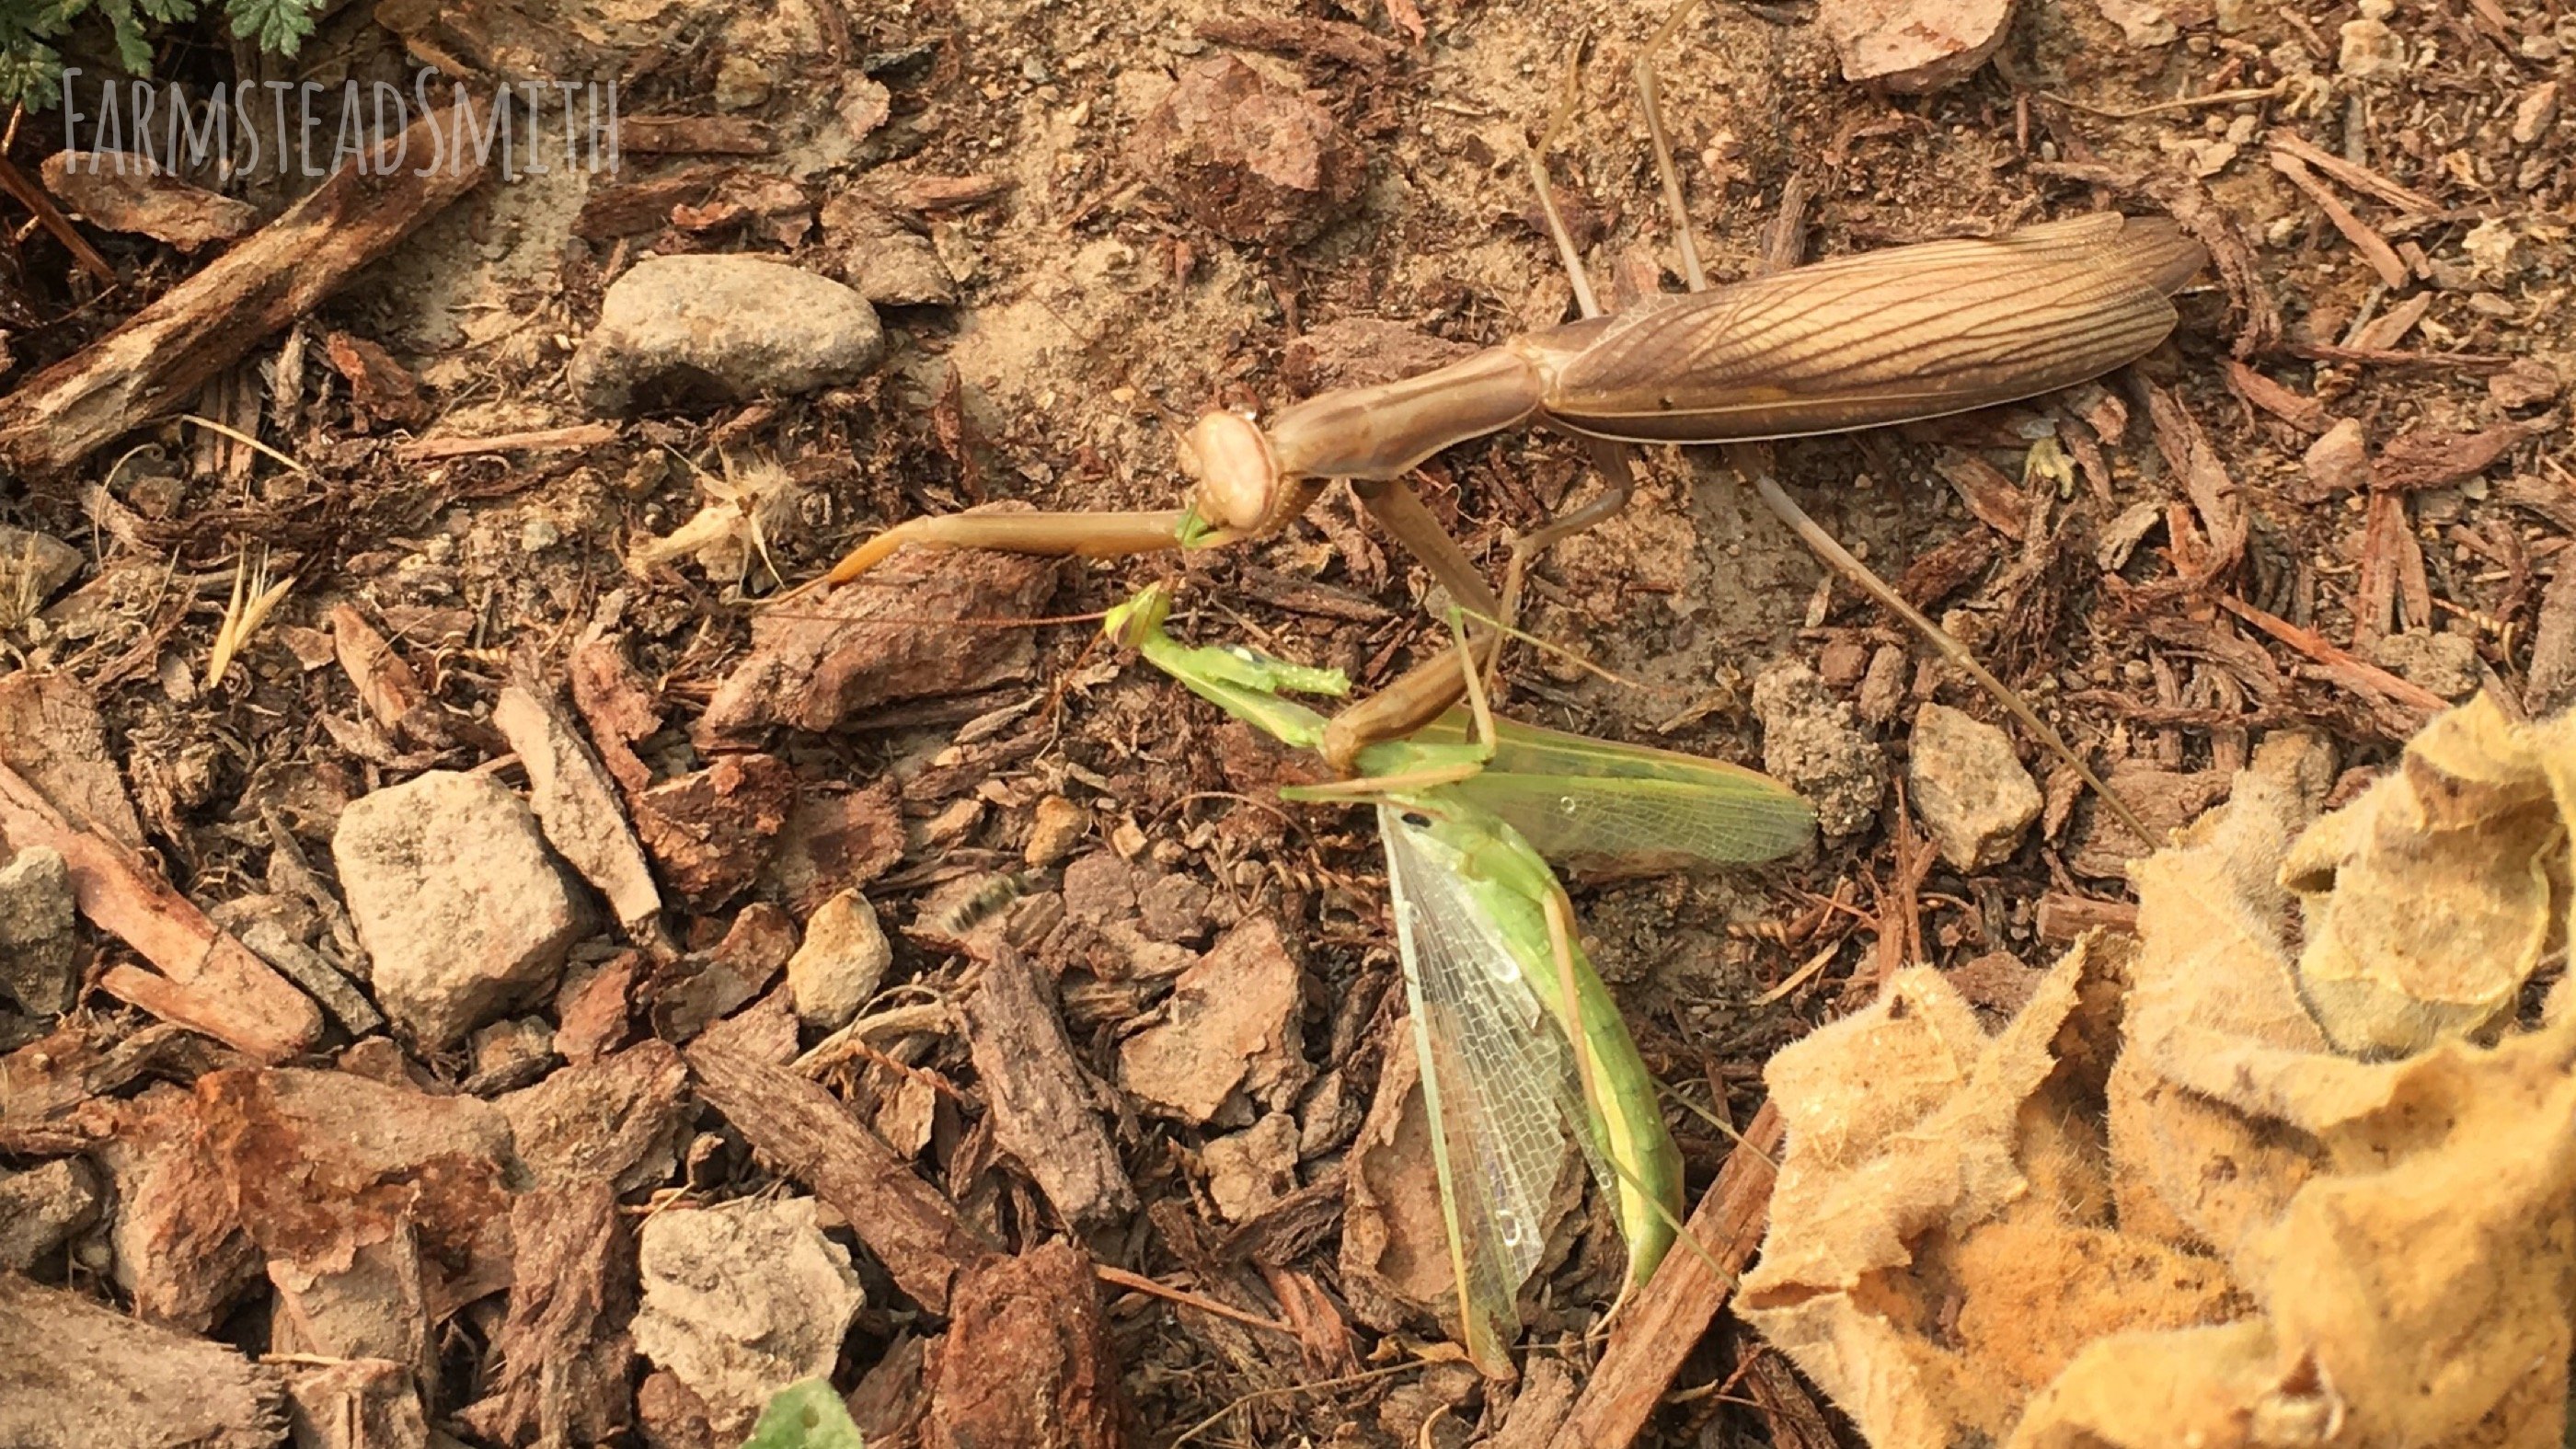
[2,0,325,111]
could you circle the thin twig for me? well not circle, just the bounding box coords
[2037,82,2285,119]
[0,149,116,284]
[1093,1264,1301,1340]
[178,412,311,476]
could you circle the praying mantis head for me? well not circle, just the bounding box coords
[1177,409,1323,543]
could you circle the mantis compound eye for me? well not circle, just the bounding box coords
[1178,411,1283,535]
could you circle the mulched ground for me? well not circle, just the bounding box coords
[0,0,2566,1443]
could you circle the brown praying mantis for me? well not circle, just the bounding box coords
[806,29,2205,834]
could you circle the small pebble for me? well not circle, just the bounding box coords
[788,891,891,1030]
[333,771,584,1050]
[569,256,884,417]
[713,54,773,110]
[0,845,78,1016]
[1908,704,2042,871]
[1752,661,1885,840]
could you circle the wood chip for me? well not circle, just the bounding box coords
[615,114,774,155]
[921,1240,1129,1449]
[495,682,662,932]
[455,1183,637,1446]
[1935,451,2030,540]
[91,1081,264,1329]
[0,759,320,1060]
[2267,150,2410,287]
[2145,385,2245,584]
[685,1031,997,1313]
[2224,361,2329,433]
[2524,565,2576,716]
[39,151,260,250]
[0,1273,285,1448]
[574,164,728,239]
[0,669,146,847]
[2214,593,2445,735]
[2371,422,2531,492]
[2265,131,2441,213]
[630,753,798,909]
[2035,891,2142,943]
[1817,0,2012,91]
[329,605,447,746]
[1194,13,1400,68]
[282,1357,429,1449]
[697,535,1063,747]
[962,948,1137,1230]
[323,331,431,430]
[497,1040,690,1191]
[2350,292,2432,352]
[1549,1102,1784,1449]
[1117,915,1310,1123]
[394,421,619,461]
[200,1066,519,1338]
[857,171,1011,216]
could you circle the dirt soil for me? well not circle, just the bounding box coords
[0,0,2568,1441]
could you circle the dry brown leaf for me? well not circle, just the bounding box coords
[1742,697,2576,1449]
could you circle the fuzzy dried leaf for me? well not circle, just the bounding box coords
[1740,940,2248,1449]
[2284,695,2570,1055]
[1744,700,2576,1449]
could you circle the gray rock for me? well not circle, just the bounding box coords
[1907,703,2042,871]
[634,1198,863,1441]
[0,1157,101,1270]
[0,845,78,1014]
[0,526,82,628]
[570,256,884,416]
[333,771,584,1050]
[2368,630,2483,701]
[1752,661,1885,839]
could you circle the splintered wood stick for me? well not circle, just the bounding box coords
[394,422,621,461]
[1549,1101,1785,1449]
[0,101,489,477]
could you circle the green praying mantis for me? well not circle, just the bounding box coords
[1101,582,1813,1375]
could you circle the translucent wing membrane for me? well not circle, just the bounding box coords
[1452,771,1815,868]
[1408,711,1817,866]
[1382,803,1604,1376]
[1542,213,2206,443]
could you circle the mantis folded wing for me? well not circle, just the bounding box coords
[1103,585,1812,1375]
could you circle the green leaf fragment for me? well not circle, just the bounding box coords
[739,1379,865,1449]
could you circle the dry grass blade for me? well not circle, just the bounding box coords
[203,551,293,693]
